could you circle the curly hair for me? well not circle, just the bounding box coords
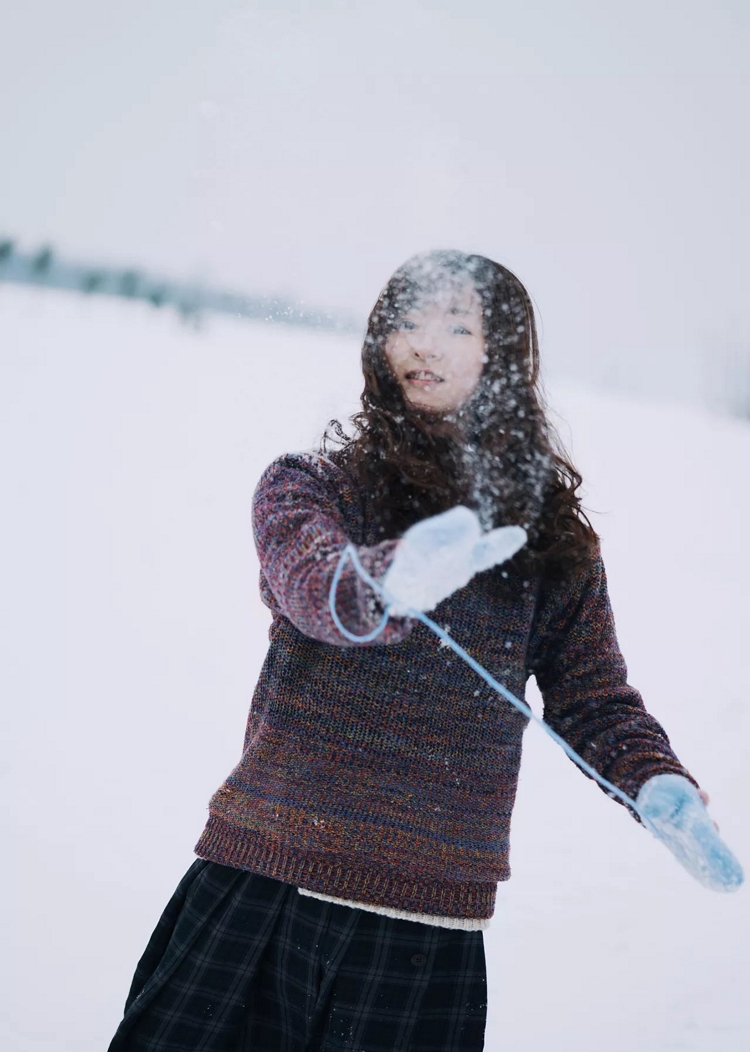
[320,249,598,580]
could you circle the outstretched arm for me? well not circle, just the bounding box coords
[528,545,744,892]
[527,543,701,819]
[252,453,414,647]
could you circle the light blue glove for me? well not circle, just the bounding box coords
[635,773,744,892]
[380,505,527,616]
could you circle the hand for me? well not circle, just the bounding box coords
[635,774,742,892]
[380,506,527,616]
[697,788,719,831]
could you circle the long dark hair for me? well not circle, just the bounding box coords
[320,249,598,579]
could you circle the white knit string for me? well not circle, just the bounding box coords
[329,542,639,812]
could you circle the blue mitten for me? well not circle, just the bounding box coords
[635,773,744,892]
[380,506,527,616]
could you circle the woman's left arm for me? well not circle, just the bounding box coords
[527,543,702,821]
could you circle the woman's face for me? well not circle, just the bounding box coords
[383,284,486,413]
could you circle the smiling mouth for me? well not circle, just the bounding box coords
[405,370,443,382]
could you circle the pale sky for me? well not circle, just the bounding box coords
[2,0,749,402]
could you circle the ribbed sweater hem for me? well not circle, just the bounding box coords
[194,814,499,921]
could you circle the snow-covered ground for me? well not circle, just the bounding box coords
[3,286,748,1051]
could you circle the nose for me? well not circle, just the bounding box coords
[405,326,442,360]
[412,345,439,361]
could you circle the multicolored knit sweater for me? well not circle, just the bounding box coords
[194,451,699,925]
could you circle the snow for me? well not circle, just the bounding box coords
[2,285,749,1051]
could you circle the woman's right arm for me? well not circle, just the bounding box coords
[252,453,415,647]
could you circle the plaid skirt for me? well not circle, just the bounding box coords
[106,858,487,1052]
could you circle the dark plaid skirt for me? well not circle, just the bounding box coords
[106,858,487,1052]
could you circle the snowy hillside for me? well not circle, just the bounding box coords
[3,286,748,1052]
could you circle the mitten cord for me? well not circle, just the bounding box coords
[329,542,638,811]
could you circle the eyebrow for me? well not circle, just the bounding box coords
[403,303,476,317]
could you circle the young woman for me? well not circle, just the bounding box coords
[107,250,718,1052]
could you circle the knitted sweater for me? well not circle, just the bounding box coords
[194,451,699,923]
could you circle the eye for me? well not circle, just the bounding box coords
[398,319,417,331]
[452,325,472,335]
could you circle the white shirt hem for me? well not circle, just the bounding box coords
[296,886,490,930]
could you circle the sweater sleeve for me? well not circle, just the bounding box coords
[251,453,415,647]
[526,543,701,820]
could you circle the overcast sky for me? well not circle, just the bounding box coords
[2,0,748,401]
